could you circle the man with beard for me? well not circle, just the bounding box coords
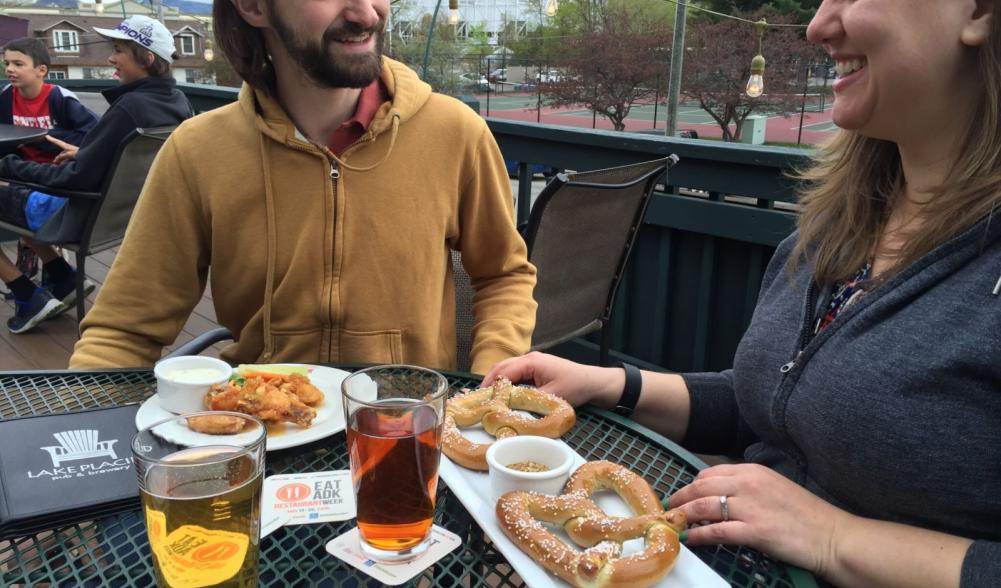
[69,0,538,373]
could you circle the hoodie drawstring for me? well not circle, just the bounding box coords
[329,113,401,173]
[259,133,278,361]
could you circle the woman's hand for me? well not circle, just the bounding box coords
[668,463,845,577]
[482,351,623,408]
[46,136,79,164]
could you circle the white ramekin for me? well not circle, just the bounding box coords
[154,355,232,414]
[485,436,575,502]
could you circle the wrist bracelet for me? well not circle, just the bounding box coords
[612,362,642,418]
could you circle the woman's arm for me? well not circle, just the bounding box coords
[670,463,976,588]
[484,353,692,442]
[826,515,972,588]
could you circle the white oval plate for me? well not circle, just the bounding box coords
[135,365,351,452]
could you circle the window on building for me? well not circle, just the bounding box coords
[83,67,95,79]
[46,71,67,80]
[179,34,196,56]
[185,69,197,83]
[52,30,79,53]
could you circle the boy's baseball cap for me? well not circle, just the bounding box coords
[93,15,175,63]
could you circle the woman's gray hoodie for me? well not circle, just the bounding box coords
[682,214,1001,587]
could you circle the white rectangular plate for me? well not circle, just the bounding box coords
[438,432,728,588]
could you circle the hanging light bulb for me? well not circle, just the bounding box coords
[448,0,460,25]
[203,39,214,62]
[94,0,105,14]
[545,0,558,17]
[745,19,767,98]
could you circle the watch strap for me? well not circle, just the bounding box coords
[612,362,642,418]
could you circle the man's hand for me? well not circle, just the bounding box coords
[45,136,79,164]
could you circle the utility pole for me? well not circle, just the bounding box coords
[665,0,687,137]
[153,0,165,22]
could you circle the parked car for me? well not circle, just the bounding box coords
[488,68,508,82]
[535,70,564,83]
[458,73,490,92]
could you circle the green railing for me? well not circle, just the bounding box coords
[57,80,811,373]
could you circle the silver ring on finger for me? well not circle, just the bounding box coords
[719,495,730,522]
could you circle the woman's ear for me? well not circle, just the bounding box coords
[230,0,270,28]
[961,0,993,47]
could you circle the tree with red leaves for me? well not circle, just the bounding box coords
[541,4,669,132]
[682,13,820,141]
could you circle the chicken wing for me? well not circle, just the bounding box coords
[186,414,249,435]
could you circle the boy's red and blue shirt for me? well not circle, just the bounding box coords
[11,83,57,163]
[0,82,98,162]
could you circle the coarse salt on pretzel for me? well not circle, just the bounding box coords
[442,376,575,470]
[495,461,686,588]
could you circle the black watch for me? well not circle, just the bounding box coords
[612,362,642,418]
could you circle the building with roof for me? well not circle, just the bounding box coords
[1,0,212,83]
[393,0,550,46]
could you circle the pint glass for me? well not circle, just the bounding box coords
[341,365,447,562]
[132,411,266,588]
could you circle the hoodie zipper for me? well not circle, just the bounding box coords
[779,281,817,374]
[330,161,340,180]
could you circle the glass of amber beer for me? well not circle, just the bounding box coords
[132,411,266,588]
[341,365,448,562]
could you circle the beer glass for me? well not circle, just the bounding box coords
[132,411,266,588]
[341,365,448,562]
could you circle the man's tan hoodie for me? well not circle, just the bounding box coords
[70,59,537,374]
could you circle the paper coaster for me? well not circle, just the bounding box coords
[325,525,462,586]
[263,471,355,525]
[259,508,289,540]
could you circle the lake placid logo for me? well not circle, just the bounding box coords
[28,429,131,481]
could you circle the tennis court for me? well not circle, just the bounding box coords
[474,91,837,144]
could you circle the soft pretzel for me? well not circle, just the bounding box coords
[496,461,686,588]
[442,377,575,470]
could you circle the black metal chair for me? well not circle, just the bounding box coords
[525,156,678,365]
[451,250,476,373]
[162,327,234,360]
[450,156,678,370]
[0,126,176,323]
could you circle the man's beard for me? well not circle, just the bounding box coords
[269,9,385,89]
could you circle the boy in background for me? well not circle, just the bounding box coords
[0,37,99,324]
[1,37,98,161]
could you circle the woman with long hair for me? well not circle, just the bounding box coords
[486,1,1000,586]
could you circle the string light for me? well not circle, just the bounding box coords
[203,38,214,62]
[94,0,105,15]
[745,19,767,98]
[545,0,558,17]
[448,0,460,25]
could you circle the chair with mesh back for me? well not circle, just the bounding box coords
[451,249,476,373]
[0,126,176,323]
[525,155,678,365]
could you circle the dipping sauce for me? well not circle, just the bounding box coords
[165,368,227,383]
[506,460,550,473]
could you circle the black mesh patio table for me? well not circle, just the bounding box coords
[0,367,817,587]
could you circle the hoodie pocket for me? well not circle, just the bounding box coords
[268,329,324,363]
[340,329,404,364]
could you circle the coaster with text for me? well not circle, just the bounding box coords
[259,507,289,539]
[263,471,355,525]
[325,525,462,586]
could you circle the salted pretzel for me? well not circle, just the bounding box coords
[442,376,575,470]
[496,461,686,588]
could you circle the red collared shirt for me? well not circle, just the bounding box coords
[327,79,389,156]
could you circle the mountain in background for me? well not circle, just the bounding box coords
[14,0,213,15]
